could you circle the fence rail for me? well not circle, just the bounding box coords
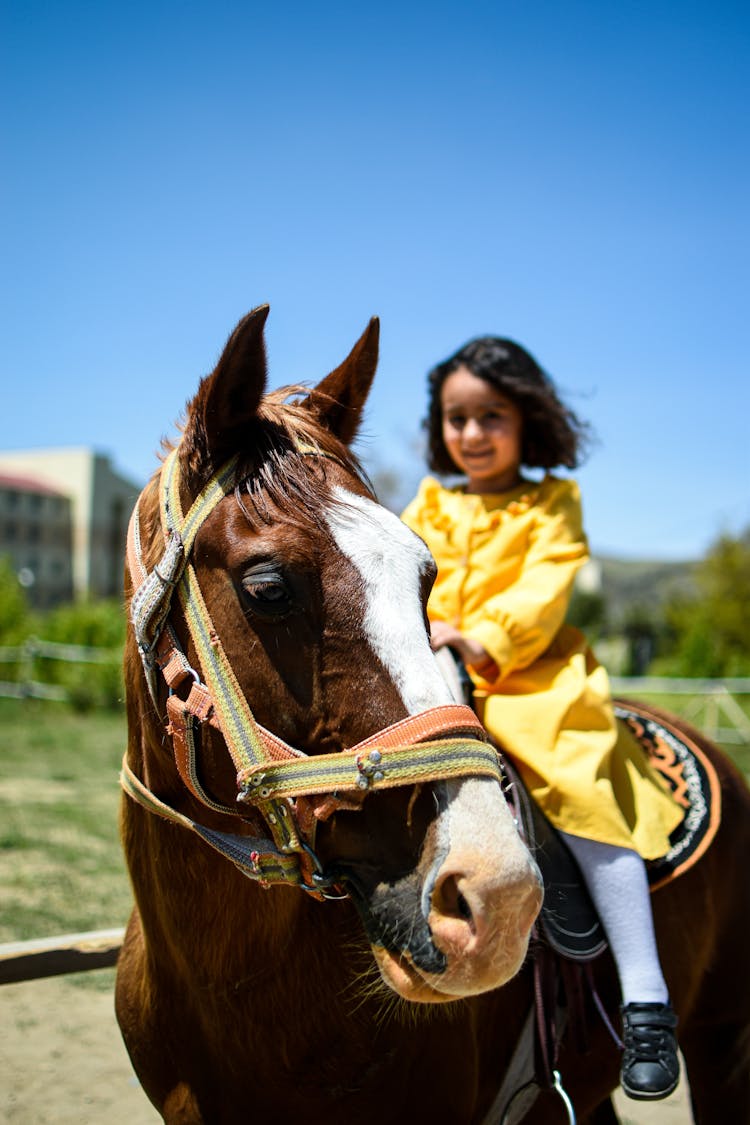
[0,636,121,702]
[611,676,750,744]
[0,928,125,985]
[610,676,750,694]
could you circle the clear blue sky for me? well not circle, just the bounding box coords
[2,1,748,560]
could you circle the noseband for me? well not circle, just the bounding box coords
[121,447,503,897]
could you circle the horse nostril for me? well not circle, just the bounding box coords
[456,889,472,922]
[433,872,475,928]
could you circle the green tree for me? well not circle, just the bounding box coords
[567,588,607,641]
[659,527,750,676]
[622,606,660,676]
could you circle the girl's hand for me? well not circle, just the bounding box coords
[429,621,498,678]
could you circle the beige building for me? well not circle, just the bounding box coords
[0,448,141,606]
[0,472,74,608]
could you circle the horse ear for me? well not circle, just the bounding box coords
[182,304,270,474]
[305,317,380,445]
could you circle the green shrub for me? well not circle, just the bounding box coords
[42,598,126,649]
[64,661,125,712]
[0,555,33,643]
[0,595,126,711]
[33,598,125,710]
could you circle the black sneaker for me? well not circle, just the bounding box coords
[620,1002,680,1101]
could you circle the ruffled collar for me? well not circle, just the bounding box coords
[476,479,542,515]
[417,475,548,533]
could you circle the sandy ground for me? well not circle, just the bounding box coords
[1,973,693,1124]
[1,974,158,1125]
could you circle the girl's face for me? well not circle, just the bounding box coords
[440,366,523,493]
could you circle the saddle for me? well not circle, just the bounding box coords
[508,699,722,961]
[505,756,606,961]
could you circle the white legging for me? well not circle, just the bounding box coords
[561,832,669,1006]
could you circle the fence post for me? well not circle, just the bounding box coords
[684,686,750,744]
[19,637,38,697]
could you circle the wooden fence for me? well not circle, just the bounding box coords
[0,636,120,701]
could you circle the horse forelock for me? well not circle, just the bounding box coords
[234,390,373,530]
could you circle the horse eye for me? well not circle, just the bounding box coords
[241,576,292,618]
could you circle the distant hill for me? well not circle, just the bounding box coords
[580,555,699,625]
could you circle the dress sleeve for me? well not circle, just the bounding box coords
[468,479,589,683]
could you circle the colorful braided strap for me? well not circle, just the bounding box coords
[238,739,503,803]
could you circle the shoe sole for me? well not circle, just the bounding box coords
[621,1078,680,1102]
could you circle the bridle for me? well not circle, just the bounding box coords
[120,444,504,898]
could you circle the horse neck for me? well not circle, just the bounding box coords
[122,647,289,938]
[121,787,372,1032]
[120,789,305,967]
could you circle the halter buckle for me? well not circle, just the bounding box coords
[355,748,386,789]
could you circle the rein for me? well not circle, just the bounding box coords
[121,446,504,897]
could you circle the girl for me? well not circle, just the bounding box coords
[401,336,681,1102]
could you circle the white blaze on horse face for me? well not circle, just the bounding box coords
[326,489,453,713]
[327,489,541,998]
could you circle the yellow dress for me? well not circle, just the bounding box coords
[401,474,681,858]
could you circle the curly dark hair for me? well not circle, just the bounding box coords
[424,336,591,474]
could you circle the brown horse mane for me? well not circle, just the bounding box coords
[234,385,375,531]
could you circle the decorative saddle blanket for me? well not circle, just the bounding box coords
[511,700,722,961]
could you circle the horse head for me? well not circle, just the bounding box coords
[122,305,542,1006]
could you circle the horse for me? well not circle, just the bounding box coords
[116,305,750,1124]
